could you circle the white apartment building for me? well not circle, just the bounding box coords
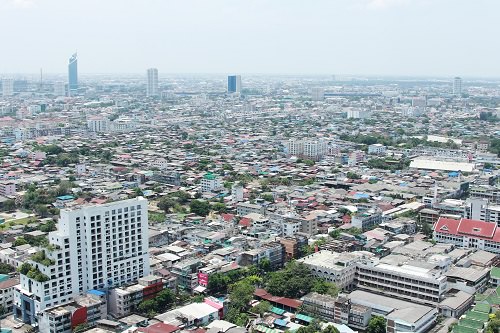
[470,186,500,204]
[2,78,14,97]
[14,197,150,326]
[346,108,372,119]
[231,184,244,202]
[453,77,462,96]
[87,116,110,132]
[236,202,266,216]
[53,81,66,97]
[285,139,328,161]
[0,278,19,313]
[147,68,159,97]
[200,173,222,193]
[0,181,16,196]
[367,144,387,155]
[464,198,500,225]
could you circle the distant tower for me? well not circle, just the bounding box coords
[227,75,242,93]
[2,78,14,97]
[453,77,462,96]
[68,53,78,94]
[53,81,66,97]
[311,88,325,101]
[146,68,159,96]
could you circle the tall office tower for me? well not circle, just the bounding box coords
[311,87,325,101]
[2,78,14,96]
[14,197,150,325]
[227,75,242,93]
[68,53,78,94]
[146,68,159,96]
[453,77,462,96]
[53,81,66,97]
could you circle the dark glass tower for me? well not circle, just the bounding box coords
[68,53,78,93]
[227,75,241,93]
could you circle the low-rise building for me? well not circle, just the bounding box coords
[433,217,500,254]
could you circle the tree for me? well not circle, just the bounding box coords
[190,200,211,216]
[251,300,271,316]
[366,316,386,333]
[158,197,176,213]
[312,280,339,297]
[39,220,57,233]
[212,202,228,213]
[266,261,315,298]
[35,204,49,218]
[2,199,16,212]
[13,237,28,247]
[258,258,272,272]
[261,194,275,203]
[346,172,361,180]
[170,191,191,204]
[323,325,340,333]
[0,262,14,274]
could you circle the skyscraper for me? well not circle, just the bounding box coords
[2,78,14,97]
[453,77,462,96]
[53,81,66,97]
[227,75,242,93]
[68,53,78,94]
[14,197,150,325]
[147,68,159,96]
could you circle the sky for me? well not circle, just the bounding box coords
[0,0,499,77]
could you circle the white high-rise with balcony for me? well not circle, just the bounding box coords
[147,68,159,96]
[14,197,150,326]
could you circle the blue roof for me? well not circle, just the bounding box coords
[57,195,74,200]
[88,289,105,296]
[354,193,370,199]
[274,319,288,327]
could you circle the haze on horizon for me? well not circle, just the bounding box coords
[0,0,499,78]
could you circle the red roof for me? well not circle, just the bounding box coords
[254,289,302,309]
[434,217,500,242]
[221,213,235,222]
[239,217,251,227]
[137,323,180,333]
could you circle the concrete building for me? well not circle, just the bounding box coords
[302,292,336,322]
[346,109,372,119]
[453,77,462,96]
[231,184,244,202]
[108,275,164,317]
[236,202,266,216]
[311,88,325,101]
[279,235,308,261]
[356,255,448,305]
[147,68,159,97]
[470,186,500,204]
[2,78,14,97]
[0,181,16,197]
[298,251,360,289]
[464,198,500,225]
[53,81,66,97]
[285,139,328,161]
[0,277,19,313]
[38,292,106,333]
[201,173,222,193]
[367,144,387,155]
[347,290,437,333]
[87,116,110,133]
[433,217,500,254]
[239,242,285,270]
[227,75,242,93]
[14,197,150,326]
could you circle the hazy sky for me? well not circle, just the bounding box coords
[1,0,499,77]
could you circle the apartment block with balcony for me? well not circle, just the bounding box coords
[14,197,150,326]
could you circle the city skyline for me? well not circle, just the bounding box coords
[0,0,499,77]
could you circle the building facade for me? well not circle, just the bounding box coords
[68,53,78,94]
[14,197,150,325]
[147,68,159,97]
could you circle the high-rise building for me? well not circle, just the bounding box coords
[147,68,159,96]
[53,81,66,97]
[453,77,462,96]
[311,88,325,101]
[2,78,14,97]
[68,53,78,94]
[227,75,242,93]
[14,197,150,325]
